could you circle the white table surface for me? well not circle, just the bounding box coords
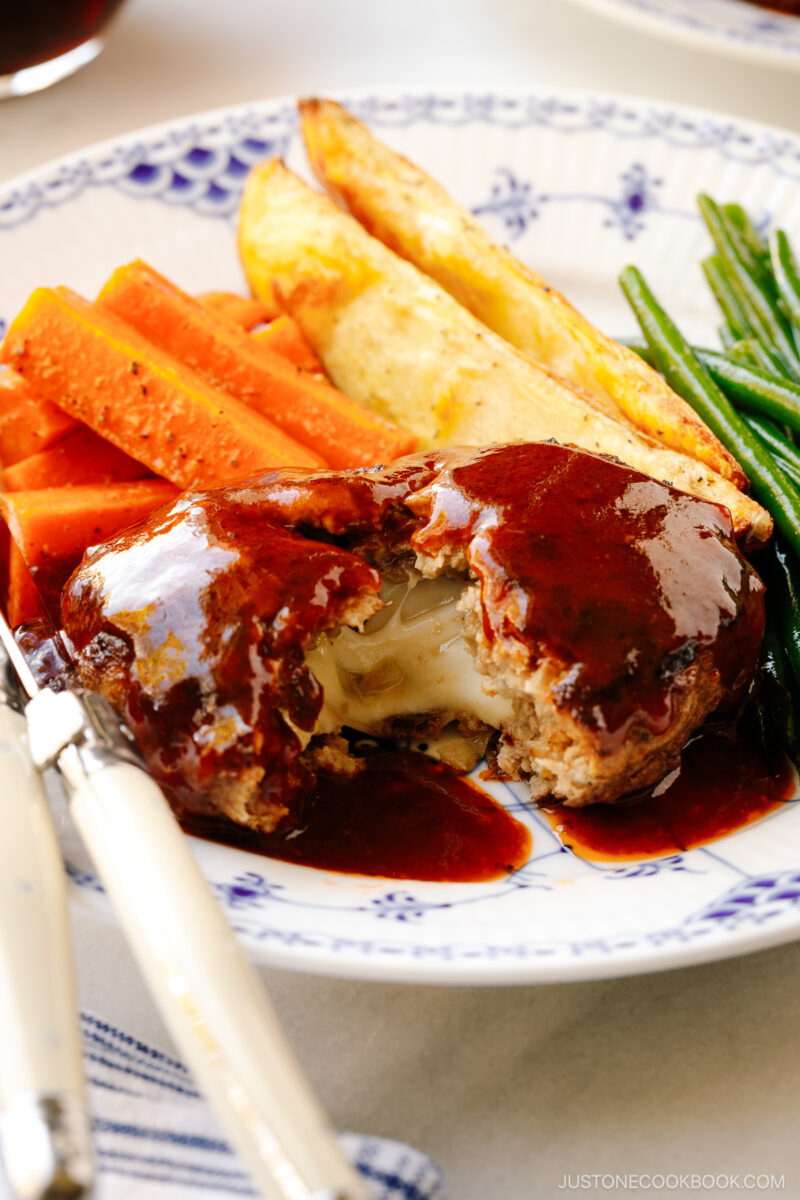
[3,2,800,1198]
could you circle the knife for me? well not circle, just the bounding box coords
[0,639,93,1200]
[0,586,367,1200]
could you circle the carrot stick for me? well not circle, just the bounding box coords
[252,315,327,376]
[197,295,325,374]
[198,291,273,331]
[0,365,79,465]
[1,478,177,625]
[0,286,325,489]
[197,295,325,373]
[3,425,152,491]
[5,542,41,629]
[2,478,178,568]
[97,260,417,468]
[0,518,9,622]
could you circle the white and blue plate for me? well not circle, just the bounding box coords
[565,0,800,68]
[5,88,800,985]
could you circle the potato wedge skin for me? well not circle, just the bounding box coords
[299,97,745,489]
[238,160,771,548]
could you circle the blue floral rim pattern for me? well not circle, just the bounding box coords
[572,0,800,62]
[63,844,800,967]
[4,91,800,238]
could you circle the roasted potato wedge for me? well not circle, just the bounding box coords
[299,97,744,489]
[238,160,770,547]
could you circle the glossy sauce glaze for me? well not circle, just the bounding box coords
[409,443,765,752]
[539,714,796,861]
[13,619,76,692]
[181,746,532,882]
[61,442,766,836]
[61,491,382,831]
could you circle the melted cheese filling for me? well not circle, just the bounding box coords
[306,571,512,735]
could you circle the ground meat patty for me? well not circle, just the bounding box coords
[406,442,765,803]
[60,441,765,828]
[61,491,381,832]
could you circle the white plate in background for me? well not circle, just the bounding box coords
[565,0,800,69]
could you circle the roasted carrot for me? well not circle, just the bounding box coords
[2,477,177,566]
[252,315,327,376]
[4,542,40,628]
[198,291,273,331]
[0,365,79,465]
[0,286,325,489]
[198,295,327,375]
[97,260,417,468]
[3,425,151,491]
[1,478,177,625]
[0,518,9,623]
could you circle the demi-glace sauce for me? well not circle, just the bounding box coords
[409,443,764,757]
[181,747,531,883]
[540,719,796,862]
[181,718,794,879]
[62,443,766,835]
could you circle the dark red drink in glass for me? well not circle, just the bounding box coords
[0,0,127,97]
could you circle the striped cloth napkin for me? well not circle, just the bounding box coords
[75,1012,446,1199]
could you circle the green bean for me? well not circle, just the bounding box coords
[718,322,739,352]
[702,255,750,343]
[728,348,798,447]
[619,264,800,559]
[743,412,800,472]
[742,412,800,478]
[723,203,771,276]
[718,205,777,300]
[721,203,753,233]
[712,200,776,300]
[624,337,800,436]
[697,194,800,377]
[726,337,792,379]
[764,540,800,696]
[700,350,800,433]
[756,540,800,754]
[728,339,768,370]
[759,609,800,755]
[769,229,800,337]
[776,456,800,493]
[718,258,797,378]
[743,426,800,489]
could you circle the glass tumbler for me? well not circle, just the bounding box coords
[0,0,128,99]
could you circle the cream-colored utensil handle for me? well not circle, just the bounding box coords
[56,746,366,1200]
[0,702,92,1199]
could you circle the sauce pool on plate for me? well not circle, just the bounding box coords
[180,714,796,880]
[539,718,796,862]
